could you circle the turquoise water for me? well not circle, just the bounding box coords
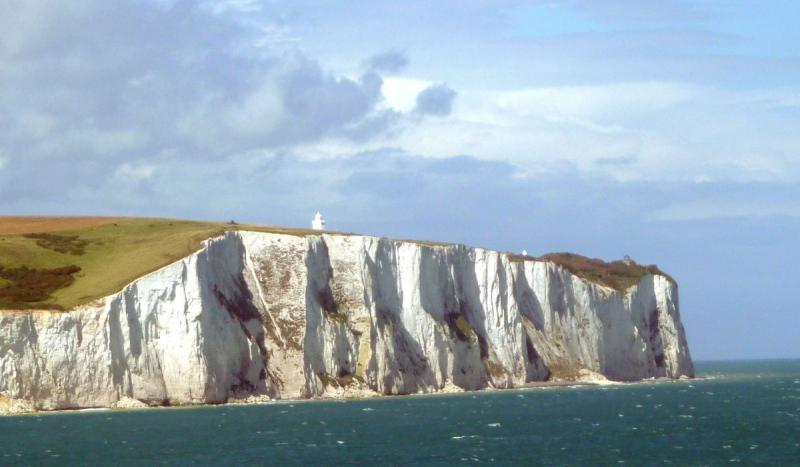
[1,360,798,465]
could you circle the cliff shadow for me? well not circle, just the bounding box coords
[196,235,272,401]
[364,239,436,395]
[106,282,173,405]
[511,264,545,332]
[451,248,509,388]
[510,263,550,381]
[107,293,132,400]
[418,246,484,390]
[606,276,666,380]
[596,285,650,381]
[303,236,359,395]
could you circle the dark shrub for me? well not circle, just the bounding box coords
[22,233,90,255]
[0,264,81,309]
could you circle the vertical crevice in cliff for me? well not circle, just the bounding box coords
[304,236,361,395]
[418,246,474,389]
[107,295,130,399]
[454,248,506,387]
[123,286,143,359]
[452,248,490,349]
[512,265,551,381]
[648,306,666,370]
[523,327,550,381]
[512,266,545,332]
[363,239,435,394]
[196,234,272,402]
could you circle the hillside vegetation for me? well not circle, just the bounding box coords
[0,217,320,310]
[539,252,674,292]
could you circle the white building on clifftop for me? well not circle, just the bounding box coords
[311,212,326,231]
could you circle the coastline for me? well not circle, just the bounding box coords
[1,375,696,416]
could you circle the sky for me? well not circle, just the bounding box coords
[1,0,798,360]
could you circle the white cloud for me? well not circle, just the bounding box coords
[381,77,432,112]
[494,82,699,121]
[366,81,800,183]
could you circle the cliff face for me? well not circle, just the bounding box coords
[0,232,693,410]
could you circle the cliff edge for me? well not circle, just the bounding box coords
[0,231,693,411]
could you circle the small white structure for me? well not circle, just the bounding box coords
[311,211,326,231]
[622,255,633,266]
[521,249,528,256]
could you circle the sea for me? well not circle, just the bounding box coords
[1,360,798,466]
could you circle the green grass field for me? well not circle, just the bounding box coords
[0,217,322,310]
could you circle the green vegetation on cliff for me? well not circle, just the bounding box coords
[0,217,318,310]
[539,252,675,292]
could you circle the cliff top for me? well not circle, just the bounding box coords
[0,216,671,310]
[0,216,327,310]
[538,252,676,292]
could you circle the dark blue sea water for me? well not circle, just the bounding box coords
[1,360,798,465]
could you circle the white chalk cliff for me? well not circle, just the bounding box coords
[0,232,693,411]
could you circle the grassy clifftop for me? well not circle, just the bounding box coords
[538,252,675,292]
[0,217,319,310]
[0,216,673,310]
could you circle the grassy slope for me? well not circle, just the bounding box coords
[537,252,675,292]
[0,216,129,235]
[0,217,325,310]
[0,216,672,310]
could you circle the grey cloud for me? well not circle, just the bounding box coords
[364,50,408,73]
[339,110,403,142]
[0,0,404,202]
[414,83,457,116]
[277,62,385,144]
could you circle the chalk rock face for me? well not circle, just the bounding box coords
[0,232,693,410]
